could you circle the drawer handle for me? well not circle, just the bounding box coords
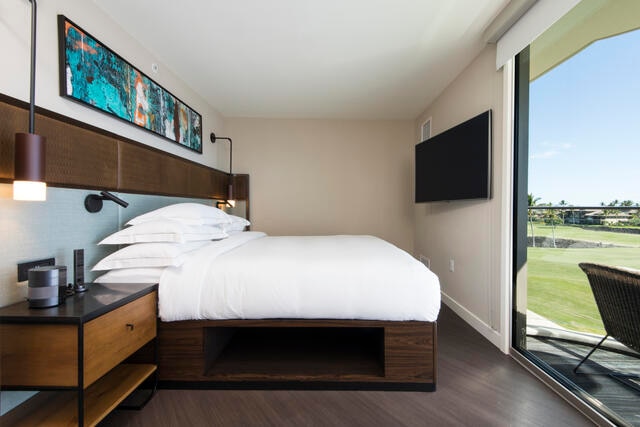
[126,323,135,331]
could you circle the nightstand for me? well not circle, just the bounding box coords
[0,282,158,426]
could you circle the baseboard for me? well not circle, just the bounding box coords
[441,292,506,352]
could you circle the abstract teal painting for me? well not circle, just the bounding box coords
[57,15,202,153]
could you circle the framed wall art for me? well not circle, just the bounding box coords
[57,15,202,153]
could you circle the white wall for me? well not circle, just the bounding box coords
[227,118,416,253]
[414,45,510,350]
[0,0,226,169]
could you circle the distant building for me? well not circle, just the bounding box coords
[563,208,638,225]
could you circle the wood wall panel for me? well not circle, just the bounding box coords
[0,101,27,181]
[0,94,237,200]
[189,164,215,198]
[37,114,118,189]
[118,142,188,196]
[232,174,249,200]
[189,163,228,200]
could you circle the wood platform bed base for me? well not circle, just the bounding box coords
[157,319,437,392]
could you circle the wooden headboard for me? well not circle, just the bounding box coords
[0,93,248,205]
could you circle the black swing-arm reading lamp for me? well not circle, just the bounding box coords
[84,191,129,213]
[210,132,235,207]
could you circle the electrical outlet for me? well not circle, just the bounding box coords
[17,257,55,282]
[419,255,431,269]
[449,258,455,272]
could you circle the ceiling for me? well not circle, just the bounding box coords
[92,0,509,120]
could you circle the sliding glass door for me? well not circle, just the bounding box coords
[512,1,640,425]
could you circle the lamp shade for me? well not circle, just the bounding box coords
[227,182,235,207]
[13,132,46,201]
[13,180,47,201]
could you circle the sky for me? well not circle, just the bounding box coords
[528,28,640,207]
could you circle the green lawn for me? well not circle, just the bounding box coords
[529,223,640,247]
[527,225,640,335]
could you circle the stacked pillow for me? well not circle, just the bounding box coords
[125,202,232,226]
[98,219,229,245]
[223,215,251,235]
[93,203,250,283]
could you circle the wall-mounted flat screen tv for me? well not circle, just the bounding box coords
[415,110,492,203]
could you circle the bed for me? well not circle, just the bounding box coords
[93,209,441,391]
[94,213,441,391]
[156,233,439,390]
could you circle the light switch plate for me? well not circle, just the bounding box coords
[17,258,55,282]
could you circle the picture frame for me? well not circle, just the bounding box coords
[57,15,202,153]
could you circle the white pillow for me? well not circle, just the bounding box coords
[127,203,232,226]
[94,267,165,283]
[92,241,208,270]
[223,215,251,233]
[99,219,228,244]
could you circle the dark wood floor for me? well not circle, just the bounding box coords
[100,306,593,426]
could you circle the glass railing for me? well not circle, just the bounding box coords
[526,205,640,337]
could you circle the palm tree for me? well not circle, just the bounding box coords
[528,193,541,247]
[558,199,568,225]
[630,202,640,226]
[544,204,561,248]
[602,200,620,224]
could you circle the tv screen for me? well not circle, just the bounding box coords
[415,110,492,203]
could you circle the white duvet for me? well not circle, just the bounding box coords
[159,232,441,322]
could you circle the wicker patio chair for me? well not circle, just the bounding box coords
[574,263,640,387]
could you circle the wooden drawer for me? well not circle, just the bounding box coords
[0,324,78,387]
[84,292,156,386]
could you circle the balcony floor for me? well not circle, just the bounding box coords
[527,334,640,426]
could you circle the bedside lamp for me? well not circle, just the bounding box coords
[84,191,129,213]
[13,133,46,201]
[14,0,46,201]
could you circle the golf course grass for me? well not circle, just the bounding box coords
[529,223,640,247]
[527,224,640,335]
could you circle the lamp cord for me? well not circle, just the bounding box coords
[28,0,38,134]
[229,138,232,175]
